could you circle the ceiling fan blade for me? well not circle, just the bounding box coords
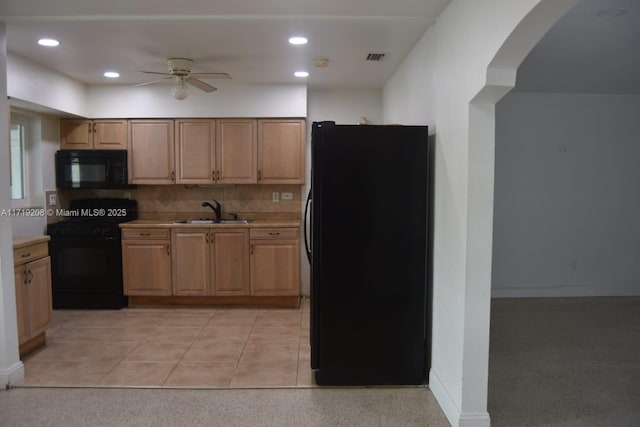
[187,78,218,93]
[134,77,172,87]
[139,70,174,76]
[189,72,232,80]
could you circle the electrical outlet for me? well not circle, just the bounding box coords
[571,260,577,272]
[272,192,280,203]
[281,192,293,201]
[48,193,57,206]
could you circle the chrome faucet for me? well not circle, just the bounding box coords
[202,199,222,222]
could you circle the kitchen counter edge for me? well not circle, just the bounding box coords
[120,220,301,229]
[13,235,51,249]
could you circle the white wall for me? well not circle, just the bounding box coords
[8,53,86,116]
[87,82,306,118]
[301,88,383,295]
[382,1,576,426]
[493,92,640,297]
[0,23,25,388]
[384,25,437,128]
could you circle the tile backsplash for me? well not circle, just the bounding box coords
[58,185,302,221]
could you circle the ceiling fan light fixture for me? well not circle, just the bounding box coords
[172,77,189,100]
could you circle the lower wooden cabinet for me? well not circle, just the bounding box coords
[171,228,249,296]
[121,226,299,303]
[13,238,52,354]
[250,228,300,296]
[122,228,172,295]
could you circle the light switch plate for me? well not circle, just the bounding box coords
[281,192,293,201]
[272,192,280,203]
[48,193,57,206]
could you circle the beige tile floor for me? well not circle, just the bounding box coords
[18,298,314,388]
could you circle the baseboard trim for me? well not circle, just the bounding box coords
[429,369,461,426]
[429,369,491,427]
[0,361,24,388]
[492,286,640,298]
[459,412,491,427]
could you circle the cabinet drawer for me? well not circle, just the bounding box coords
[250,228,299,239]
[122,228,170,240]
[13,242,49,265]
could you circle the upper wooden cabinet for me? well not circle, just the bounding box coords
[174,119,258,184]
[216,119,258,184]
[175,119,216,184]
[257,119,305,184]
[129,119,175,184]
[86,117,305,185]
[60,119,128,150]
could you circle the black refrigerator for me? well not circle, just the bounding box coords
[305,121,430,386]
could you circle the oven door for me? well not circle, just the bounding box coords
[49,236,128,309]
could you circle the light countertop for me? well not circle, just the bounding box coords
[13,235,51,249]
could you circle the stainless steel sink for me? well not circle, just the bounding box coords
[173,218,215,224]
[173,218,250,224]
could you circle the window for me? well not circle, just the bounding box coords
[10,120,27,202]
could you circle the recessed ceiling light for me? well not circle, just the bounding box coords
[37,38,60,47]
[288,36,308,45]
[103,71,120,78]
[294,71,309,78]
[597,8,626,17]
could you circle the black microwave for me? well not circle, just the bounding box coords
[55,150,131,189]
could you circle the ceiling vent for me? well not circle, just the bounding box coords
[366,53,386,62]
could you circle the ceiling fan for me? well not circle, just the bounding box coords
[137,58,232,100]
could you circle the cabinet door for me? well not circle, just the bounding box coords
[212,229,249,295]
[26,256,52,337]
[60,119,93,150]
[129,120,175,184]
[216,119,257,184]
[175,119,216,184]
[14,266,30,344]
[172,229,210,295]
[257,119,305,184]
[250,239,300,295]
[93,120,128,150]
[122,240,172,295]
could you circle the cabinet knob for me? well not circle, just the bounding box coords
[21,252,31,258]
[212,171,216,181]
[258,170,262,181]
[269,232,280,236]
[171,171,176,183]
[250,243,254,255]
[140,232,151,237]
[166,245,170,256]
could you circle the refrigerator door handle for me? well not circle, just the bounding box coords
[304,187,312,263]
